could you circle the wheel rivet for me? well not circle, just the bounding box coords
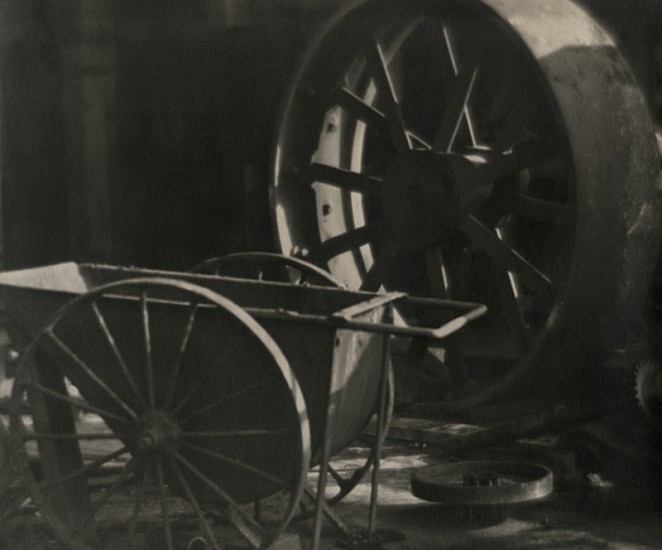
[291,245,309,258]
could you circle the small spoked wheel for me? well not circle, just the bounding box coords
[8,278,310,549]
[273,0,661,410]
[191,252,394,506]
[189,251,345,287]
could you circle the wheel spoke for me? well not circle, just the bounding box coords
[477,141,557,183]
[366,36,411,152]
[433,66,479,152]
[182,430,291,438]
[499,275,532,345]
[424,246,450,298]
[141,292,156,412]
[171,458,222,550]
[23,380,132,425]
[128,463,153,541]
[164,302,199,409]
[172,450,265,548]
[334,86,431,148]
[309,162,383,196]
[409,132,432,149]
[458,215,555,299]
[494,228,532,345]
[514,195,571,225]
[24,432,138,441]
[335,87,387,129]
[39,445,129,493]
[46,331,138,419]
[175,378,278,423]
[360,240,399,292]
[178,440,290,489]
[155,456,175,550]
[441,26,477,146]
[319,226,379,262]
[91,301,148,411]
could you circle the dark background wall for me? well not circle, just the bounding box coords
[0,0,332,270]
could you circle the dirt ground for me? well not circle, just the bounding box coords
[1,430,661,550]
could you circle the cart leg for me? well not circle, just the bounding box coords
[0,418,28,520]
[368,333,390,535]
[26,353,98,544]
[310,332,394,549]
[312,393,336,550]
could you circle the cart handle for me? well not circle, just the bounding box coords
[329,293,487,339]
[247,293,486,339]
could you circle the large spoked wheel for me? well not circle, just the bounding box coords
[191,252,394,506]
[8,278,310,549]
[273,0,661,411]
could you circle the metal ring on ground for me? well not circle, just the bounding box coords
[411,460,552,505]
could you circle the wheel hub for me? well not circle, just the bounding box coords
[138,411,179,453]
[382,150,490,248]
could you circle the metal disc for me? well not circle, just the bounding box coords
[411,460,553,505]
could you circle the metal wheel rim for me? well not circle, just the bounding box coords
[189,251,345,287]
